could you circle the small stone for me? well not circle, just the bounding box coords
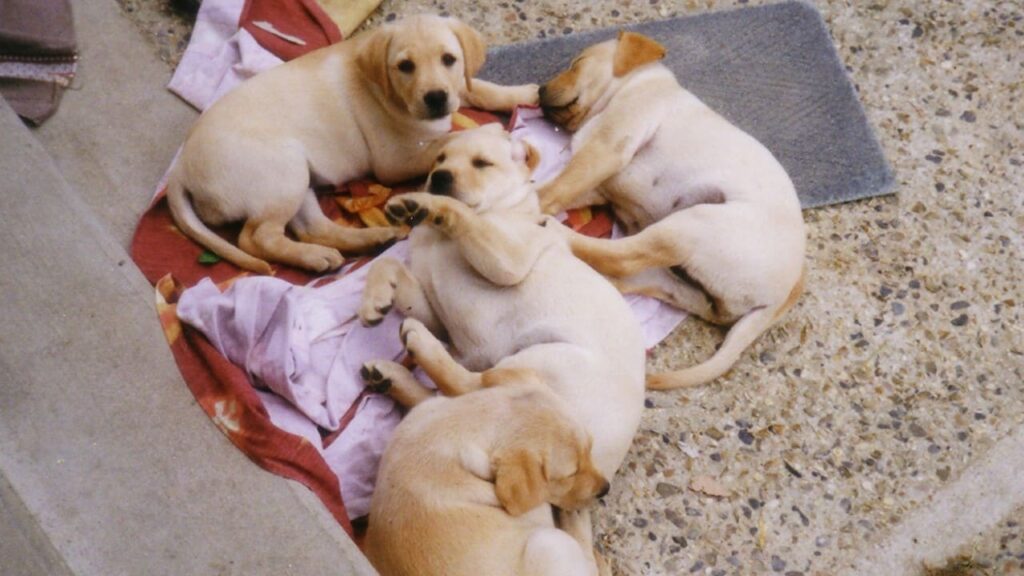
[909,423,928,437]
[656,482,682,497]
[937,466,951,481]
[771,555,787,572]
[951,314,968,326]
[705,427,725,441]
[950,300,970,310]
[690,560,705,573]
[912,24,923,38]
[665,508,687,529]
[738,429,755,445]
[960,110,977,122]
[892,302,905,315]
[815,535,832,547]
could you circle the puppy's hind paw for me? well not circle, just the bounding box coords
[360,362,392,393]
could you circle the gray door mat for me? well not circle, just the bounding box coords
[478,1,894,209]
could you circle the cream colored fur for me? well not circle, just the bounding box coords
[364,368,609,576]
[166,15,538,273]
[359,125,646,576]
[538,32,807,389]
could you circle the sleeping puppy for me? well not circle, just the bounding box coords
[359,124,646,574]
[166,15,538,274]
[537,31,806,389]
[364,366,609,576]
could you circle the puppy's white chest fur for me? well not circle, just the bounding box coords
[407,213,646,475]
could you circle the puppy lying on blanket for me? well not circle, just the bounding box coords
[359,124,646,574]
[167,15,538,274]
[538,31,806,389]
[364,366,608,576]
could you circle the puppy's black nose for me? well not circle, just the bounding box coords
[597,481,611,499]
[424,90,448,113]
[428,170,454,195]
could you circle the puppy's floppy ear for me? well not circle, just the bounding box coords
[494,449,547,516]
[510,138,542,174]
[447,18,486,90]
[523,140,541,173]
[507,137,540,172]
[612,31,666,77]
[356,28,393,98]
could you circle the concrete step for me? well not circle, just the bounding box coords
[0,1,377,573]
[0,97,375,576]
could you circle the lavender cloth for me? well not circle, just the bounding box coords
[177,243,410,431]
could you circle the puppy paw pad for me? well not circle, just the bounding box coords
[360,363,392,393]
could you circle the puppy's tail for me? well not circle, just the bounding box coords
[647,269,805,390]
[165,174,273,275]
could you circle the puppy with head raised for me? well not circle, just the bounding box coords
[538,31,806,389]
[359,124,646,574]
[364,367,608,576]
[167,15,538,273]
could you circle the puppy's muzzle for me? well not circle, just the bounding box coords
[428,169,454,196]
[424,90,449,118]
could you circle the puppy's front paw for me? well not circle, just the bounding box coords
[519,83,540,106]
[360,361,393,393]
[384,195,430,227]
[301,245,345,272]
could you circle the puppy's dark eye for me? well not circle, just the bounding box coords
[442,53,457,67]
[398,59,415,73]
[472,157,493,169]
[436,153,446,163]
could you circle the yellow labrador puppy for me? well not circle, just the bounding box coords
[538,32,806,389]
[364,366,608,576]
[359,124,645,574]
[167,15,538,273]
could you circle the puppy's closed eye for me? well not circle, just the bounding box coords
[472,157,493,169]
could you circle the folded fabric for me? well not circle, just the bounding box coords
[168,0,284,110]
[177,243,409,431]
